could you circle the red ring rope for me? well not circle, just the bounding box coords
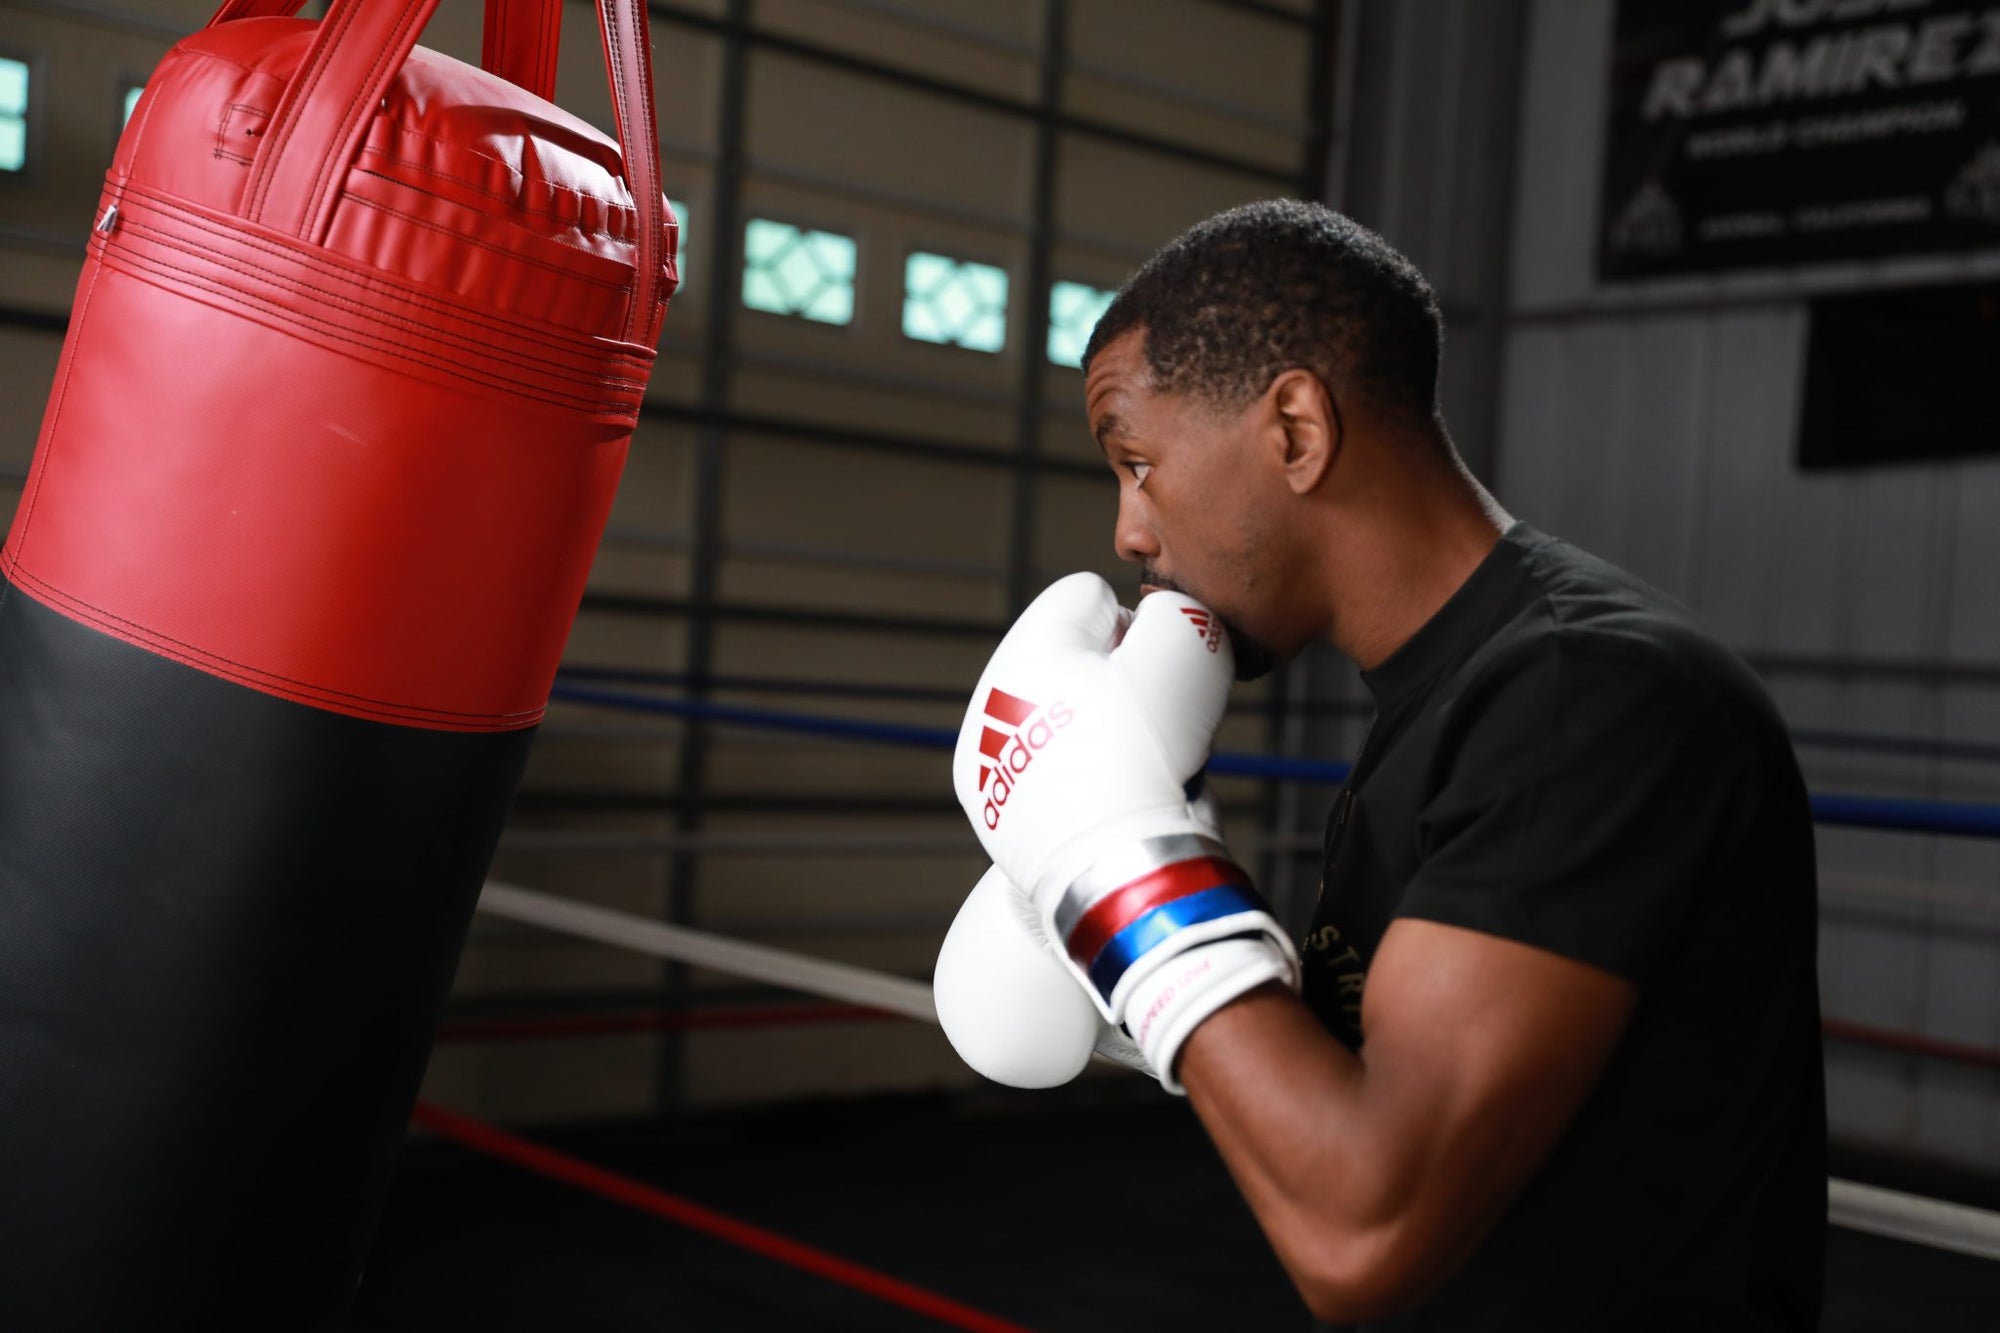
[407,1103,1034,1333]
[1821,1018,2000,1072]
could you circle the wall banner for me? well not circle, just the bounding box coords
[1600,0,2000,279]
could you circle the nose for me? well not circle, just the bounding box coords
[1113,485,1158,566]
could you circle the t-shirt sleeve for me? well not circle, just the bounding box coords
[1396,638,1746,985]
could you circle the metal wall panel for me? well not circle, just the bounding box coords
[1509,0,1615,310]
[1064,0,1310,172]
[751,0,1044,104]
[1336,0,1527,475]
[1053,131,1284,253]
[1502,0,2000,1172]
[1925,706,2000,1163]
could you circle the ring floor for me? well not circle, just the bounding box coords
[346,1090,2000,1331]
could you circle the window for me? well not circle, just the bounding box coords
[740,217,857,325]
[903,251,1007,353]
[1047,280,1116,368]
[667,198,688,292]
[0,58,27,173]
[122,84,144,128]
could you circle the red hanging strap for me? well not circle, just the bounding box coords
[483,0,564,102]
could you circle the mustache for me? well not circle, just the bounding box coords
[1139,567,1188,597]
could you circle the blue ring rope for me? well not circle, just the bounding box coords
[547,685,2000,840]
[556,667,2000,762]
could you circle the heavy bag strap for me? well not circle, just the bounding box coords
[593,0,665,344]
[208,0,666,338]
[483,0,563,103]
[205,0,297,20]
[239,0,443,239]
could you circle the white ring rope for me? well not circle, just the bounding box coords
[473,882,2000,1263]
[1828,1180,2000,1262]
[496,832,2000,922]
[498,829,1341,858]
[476,881,936,1022]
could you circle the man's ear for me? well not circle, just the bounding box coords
[1270,369,1338,495]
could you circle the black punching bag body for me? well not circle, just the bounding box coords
[0,0,673,1325]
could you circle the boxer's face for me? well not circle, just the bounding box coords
[1085,329,1295,681]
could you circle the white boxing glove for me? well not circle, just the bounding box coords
[952,574,1299,1091]
[933,866,1150,1089]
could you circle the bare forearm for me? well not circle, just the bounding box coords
[1178,986,1418,1319]
[1175,922,1639,1321]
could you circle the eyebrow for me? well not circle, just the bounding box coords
[1093,412,1130,455]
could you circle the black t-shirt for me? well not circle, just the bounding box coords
[1300,524,1826,1332]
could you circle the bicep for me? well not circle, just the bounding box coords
[1353,916,1637,1286]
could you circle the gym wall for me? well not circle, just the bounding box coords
[1496,0,2000,1175]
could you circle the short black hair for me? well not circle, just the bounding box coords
[1082,199,1443,425]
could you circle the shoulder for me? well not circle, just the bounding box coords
[1443,534,1785,763]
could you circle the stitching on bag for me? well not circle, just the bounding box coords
[600,0,640,343]
[599,0,666,342]
[115,220,636,395]
[358,154,634,242]
[629,0,666,332]
[118,190,652,385]
[0,215,120,624]
[100,242,640,415]
[310,8,401,228]
[11,566,540,728]
[124,183,654,368]
[360,129,640,235]
[102,240,630,413]
[344,192,629,291]
[490,1,510,92]
[302,2,407,238]
[532,9,558,99]
[129,180,649,360]
[346,182,633,284]
[248,0,350,219]
[216,102,266,165]
[626,0,663,242]
[105,245,636,415]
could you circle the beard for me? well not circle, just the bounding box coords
[1140,568,1281,682]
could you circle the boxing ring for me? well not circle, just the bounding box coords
[399,674,2000,1326]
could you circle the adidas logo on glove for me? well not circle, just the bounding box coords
[1180,607,1223,653]
[947,573,1300,1096]
[975,687,1075,830]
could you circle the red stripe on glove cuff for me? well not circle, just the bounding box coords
[1064,855,1251,970]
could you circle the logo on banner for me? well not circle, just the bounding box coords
[1600,0,2000,278]
[1180,607,1223,653]
[1947,141,2000,224]
[1609,180,1684,257]
[976,687,1075,829]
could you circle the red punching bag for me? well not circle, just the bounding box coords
[0,0,673,1325]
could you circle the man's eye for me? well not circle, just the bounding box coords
[1127,460,1152,485]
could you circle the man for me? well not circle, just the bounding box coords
[936,200,1826,1329]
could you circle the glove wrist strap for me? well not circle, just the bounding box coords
[1128,937,1297,1095]
[1050,834,1266,1009]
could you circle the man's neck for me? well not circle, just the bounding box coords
[1325,480,1511,672]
